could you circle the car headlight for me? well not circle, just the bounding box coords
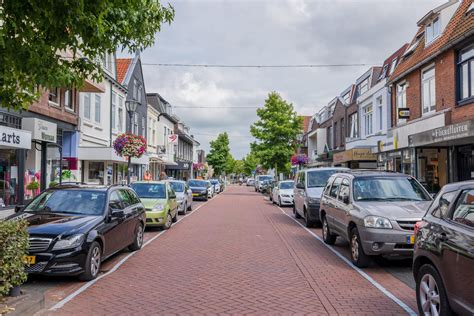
[281,194,290,198]
[201,190,207,194]
[52,234,85,250]
[308,197,320,204]
[364,216,393,229]
[152,204,165,212]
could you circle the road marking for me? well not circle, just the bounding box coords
[277,206,417,316]
[49,198,214,311]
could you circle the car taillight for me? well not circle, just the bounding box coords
[414,221,426,236]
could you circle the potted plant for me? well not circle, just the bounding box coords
[26,181,40,197]
[291,154,308,169]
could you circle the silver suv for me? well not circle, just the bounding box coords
[320,171,432,268]
[293,167,349,227]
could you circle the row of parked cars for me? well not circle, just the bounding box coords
[254,168,473,315]
[8,178,225,282]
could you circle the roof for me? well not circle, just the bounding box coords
[379,44,409,81]
[301,116,312,133]
[116,58,132,84]
[390,0,470,82]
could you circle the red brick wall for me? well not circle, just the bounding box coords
[28,88,79,125]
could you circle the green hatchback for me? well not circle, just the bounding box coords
[130,181,178,229]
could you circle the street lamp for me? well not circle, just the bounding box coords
[125,99,139,184]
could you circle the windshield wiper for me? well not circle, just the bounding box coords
[355,197,390,201]
[384,197,423,201]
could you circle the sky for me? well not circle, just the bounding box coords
[138,0,446,159]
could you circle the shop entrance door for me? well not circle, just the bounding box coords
[457,146,474,181]
[0,150,17,207]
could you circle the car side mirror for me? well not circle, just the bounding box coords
[343,195,350,204]
[111,208,125,218]
[14,205,25,213]
[170,193,176,199]
[296,183,304,189]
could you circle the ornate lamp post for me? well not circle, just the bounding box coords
[125,99,139,184]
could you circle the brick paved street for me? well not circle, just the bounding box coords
[44,186,415,315]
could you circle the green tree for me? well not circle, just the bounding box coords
[225,155,236,175]
[242,151,259,176]
[233,160,245,175]
[206,132,232,176]
[250,92,302,175]
[1,0,174,110]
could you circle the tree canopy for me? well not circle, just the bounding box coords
[1,0,174,110]
[242,151,259,176]
[206,132,232,176]
[250,92,302,175]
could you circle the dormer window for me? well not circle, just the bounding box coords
[342,92,351,104]
[425,17,441,44]
[389,58,398,75]
[358,77,370,95]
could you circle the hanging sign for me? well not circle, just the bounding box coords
[398,108,410,119]
[168,134,178,144]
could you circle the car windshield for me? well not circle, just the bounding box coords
[188,180,207,187]
[353,177,430,201]
[259,176,272,181]
[307,170,342,188]
[24,190,106,215]
[280,182,294,189]
[210,180,219,184]
[131,183,166,199]
[169,182,185,192]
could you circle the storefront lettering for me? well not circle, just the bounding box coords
[432,123,469,139]
[41,132,55,142]
[1,131,21,144]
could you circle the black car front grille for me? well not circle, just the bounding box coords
[397,221,417,231]
[25,262,47,273]
[394,244,414,250]
[28,237,52,252]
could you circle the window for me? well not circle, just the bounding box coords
[430,191,457,218]
[389,58,398,75]
[132,79,138,100]
[133,114,138,134]
[148,118,152,143]
[118,189,132,208]
[88,161,104,184]
[340,118,344,143]
[348,113,358,138]
[338,179,350,203]
[141,116,145,137]
[451,189,474,228]
[396,82,407,124]
[94,94,101,123]
[358,77,370,95]
[329,177,342,199]
[425,17,441,44]
[109,191,123,210]
[49,88,60,105]
[111,92,117,130]
[137,85,143,103]
[342,92,351,104]
[458,45,474,102]
[327,126,333,150]
[364,104,373,136]
[379,65,388,80]
[334,121,338,148]
[64,89,73,110]
[118,96,124,132]
[377,97,383,131]
[422,66,436,114]
[84,93,91,119]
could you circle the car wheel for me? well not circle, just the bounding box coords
[416,264,451,316]
[278,197,282,207]
[180,203,187,215]
[163,212,173,230]
[322,216,336,245]
[304,209,313,228]
[350,227,371,268]
[172,210,178,223]
[269,195,273,202]
[205,196,208,201]
[129,223,144,251]
[79,242,101,281]
[187,202,192,211]
[293,205,301,219]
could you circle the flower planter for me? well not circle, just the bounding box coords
[9,285,21,297]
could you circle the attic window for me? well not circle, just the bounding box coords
[425,17,441,44]
[403,38,422,57]
[389,58,398,75]
[379,65,388,80]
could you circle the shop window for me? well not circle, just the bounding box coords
[48,88,60,105]
[422,65,436,115]
[88,162,105,185]
[458,45,474,103]
[416,148,447,194]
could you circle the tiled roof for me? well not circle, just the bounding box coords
[390,0,472,82]
[116,58,132,84]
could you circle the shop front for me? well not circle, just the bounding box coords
[333,148,377,169]
[0,119,32,207]
[166,160,192,180]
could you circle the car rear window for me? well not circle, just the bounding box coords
[24,190,106,215]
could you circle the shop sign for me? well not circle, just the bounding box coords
[0,126,31,149]
[409,120,474,147]
[165,160,191,170]
[377,130,398,152]
[333,148,376,163]
[168,134,178,144]
[22,118,57,143]
[398,108,410,119]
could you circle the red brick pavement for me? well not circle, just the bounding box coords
[45,186,412,315]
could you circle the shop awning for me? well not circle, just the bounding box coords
[78,147,149,165]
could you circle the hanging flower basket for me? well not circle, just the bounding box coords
[113,133,147,158]
[193,162,207,171]
[291,154,308,166]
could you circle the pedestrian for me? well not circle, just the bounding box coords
[159,171,168,180]
[144,170,152,181]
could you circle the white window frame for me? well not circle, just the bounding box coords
[389,58,398,75]
[425,17,441,45]
[64,89,73,111]
[421,64,436,115]
[358,77,370,95]
[377,96,383,131]
[342,92,351,104]
[348,113,358,138]
[363,104,373,136]
[111,92,117,130]
[94,94,101,123]
[133,114,138,134]
[48,88,60,106]
[83,93,91,120]
[396,81,407,125]
[118,96,124,132]
[141,116,146,137]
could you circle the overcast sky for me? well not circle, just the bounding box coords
[139,0,445,159]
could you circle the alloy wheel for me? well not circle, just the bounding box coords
[136,225,144,248]
[90,246,101,277]
[166,213,172,228]
[419,274,440,316]
[323,219,328,239]
[351,234,359,262]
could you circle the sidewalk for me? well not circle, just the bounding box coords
[0,208,15,220]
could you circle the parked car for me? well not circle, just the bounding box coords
[255,175,273,192]
[205,180,215,198]
[272,180,295,206]
[188,179,210,201]
[294,167,349,227]
[130,181,178,230]
[10,184,146,281]
[246,178,255,186]
[209,179,221,194]
[413,180,474,316]
[167,180,193,215]
[319,171,432,268]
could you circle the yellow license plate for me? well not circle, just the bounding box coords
[192,193,198,196]
[24,256,36,265]
[408,235,415,244]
